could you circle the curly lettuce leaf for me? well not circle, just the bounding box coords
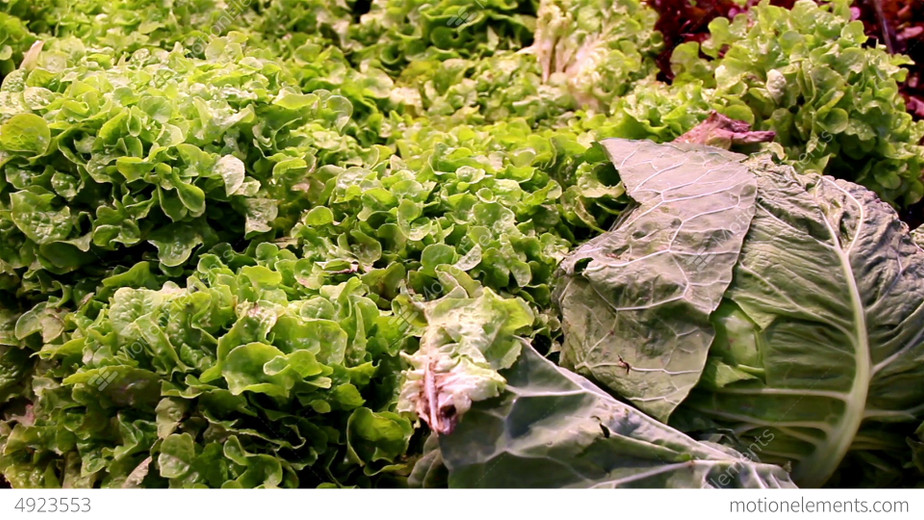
[528,0,662,110]
[672,0,924,206]
[0,244,414,488]
[398,270,533,434]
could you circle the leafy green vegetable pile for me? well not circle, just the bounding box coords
[0,0,922,488]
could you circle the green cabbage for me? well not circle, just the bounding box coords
[398,270,795,488]
[425,343,796,488]
[557,138,924,487]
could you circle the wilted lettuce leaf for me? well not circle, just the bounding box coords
[557,139,924,487]
[431,342,795,488]
[396,276,794,488]
[398,269,533,434]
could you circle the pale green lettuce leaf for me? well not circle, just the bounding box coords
[398,270,533,434]
[528,0,661,110]
[0,113,49,155]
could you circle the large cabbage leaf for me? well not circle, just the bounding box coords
[399,263,795,488]
[556,139,758,421]
[556,139,924,487]
[678,160,924,487]
[429,342,795,488]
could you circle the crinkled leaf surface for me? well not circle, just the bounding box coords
[2,245,415,488]
[398,269,533,434]
[436,343,795,488]
[557,139,924,487]
[6,0,924,490]
[675,161,924,487]
[557,139,758,421]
